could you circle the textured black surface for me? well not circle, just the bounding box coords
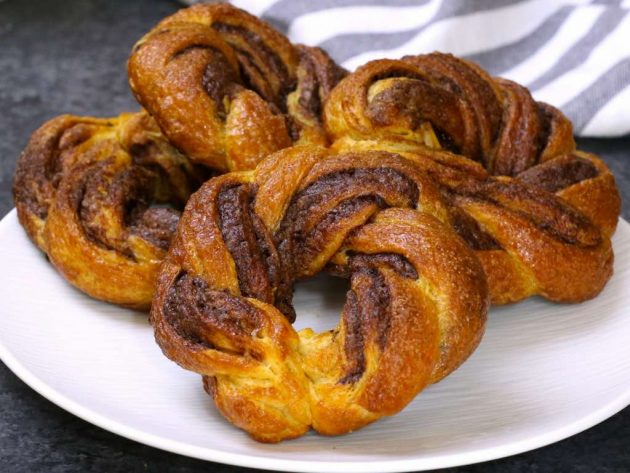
[0,0,628,472]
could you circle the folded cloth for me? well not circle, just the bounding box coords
[180,0,630,138]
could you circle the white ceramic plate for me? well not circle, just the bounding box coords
[0,209,629,472]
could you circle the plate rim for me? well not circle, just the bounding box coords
[1,208,629,473]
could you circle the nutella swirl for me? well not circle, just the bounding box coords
[13,112,206,309]
[150,147,488,442]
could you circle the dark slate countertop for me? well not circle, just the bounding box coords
[0,1,628,472]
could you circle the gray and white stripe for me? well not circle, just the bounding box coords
[182,0,630,137]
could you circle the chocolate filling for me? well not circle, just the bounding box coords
[212,22,294,103]
[231,46,279,106]
[330,253,418,280]
[432,126,460,153]
[403,53,503,161]
[452,179,602,247]
[340,256,394,384]
[536,102,553,157]
[77,161,182,257]
[489,79,541,177]
[307,196,383,264]
[79,162,148,257]
[367,79,465,154]
[516,155,599,193]
[14,120,111,221]
[217,184,282,312]
[448,206,501,251]
[370,67,426,84]
[164,272,264,357]
[128,206,180,251]
[295,46,347,122]
[201,51,241,118]
[296,56,322,122]
[275,167,419,275]
[339,290,367,385]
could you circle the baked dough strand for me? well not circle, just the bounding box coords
[150,147,489,442]
[128,3,346,171]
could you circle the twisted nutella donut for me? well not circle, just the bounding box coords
[128,3,346,172]
[325,52,620,304]
[151,146,488,442]
[325,52,578,176]
[13,112,207,309]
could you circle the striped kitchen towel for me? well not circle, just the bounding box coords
[181,0,630,137]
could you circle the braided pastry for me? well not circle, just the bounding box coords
[150,146,488,442]
[128,3,346,172]
[325,52,578,176]
[13,111,206,309]
[325,53,620,304]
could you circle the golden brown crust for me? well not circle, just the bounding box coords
[128,3,346,171]
[150,147,488,442]
[324,52,620,304]
[331,139,617,305]
[324,52,577,176]
[13,111,206,309]
[516,150,621,238]
[11,3,620,444]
